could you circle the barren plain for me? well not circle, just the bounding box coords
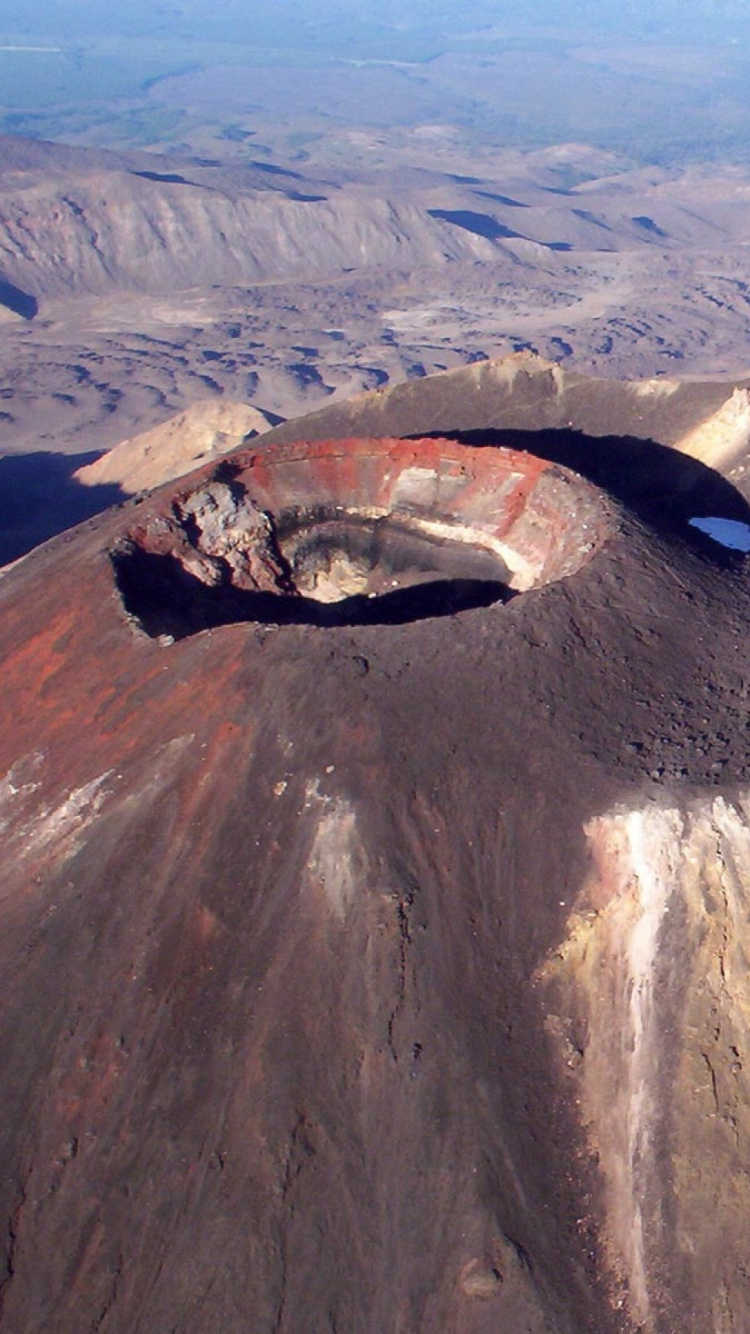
[7,134,750,543]
[8,135,750,459]
[4,4,750,562]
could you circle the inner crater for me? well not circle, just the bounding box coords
[111,436,612,639]
[277,511,514,603]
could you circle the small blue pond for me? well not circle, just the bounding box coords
[689,517,750,552]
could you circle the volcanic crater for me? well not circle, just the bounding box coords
[112,436,612,637]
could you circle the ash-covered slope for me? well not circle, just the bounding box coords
[0,137,502,308]
[2,433,750,1333]
[263,352,750,488]
[72,399,275,495]
[8,134,750,321]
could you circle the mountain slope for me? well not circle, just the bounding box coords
[1,429,750,1331]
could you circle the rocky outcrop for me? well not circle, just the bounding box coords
[73,400,275,494]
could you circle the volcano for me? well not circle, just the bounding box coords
[1,426,750,1333]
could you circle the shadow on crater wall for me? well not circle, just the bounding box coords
[112,545,512,639]
[423,427,750,538]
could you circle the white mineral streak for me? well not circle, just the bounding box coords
[0,752,44,834]
[23,770,115,859]
[3,736,196,885]
[541,794,750,1329]
[620,809,682,1320]
[0,753,114,879]
[584,806,682,1324]
[304,781,365,920]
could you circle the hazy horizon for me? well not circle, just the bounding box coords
[2,0,750,163]
[2,1,749,41]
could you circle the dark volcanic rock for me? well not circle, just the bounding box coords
[1,434,750,1333]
